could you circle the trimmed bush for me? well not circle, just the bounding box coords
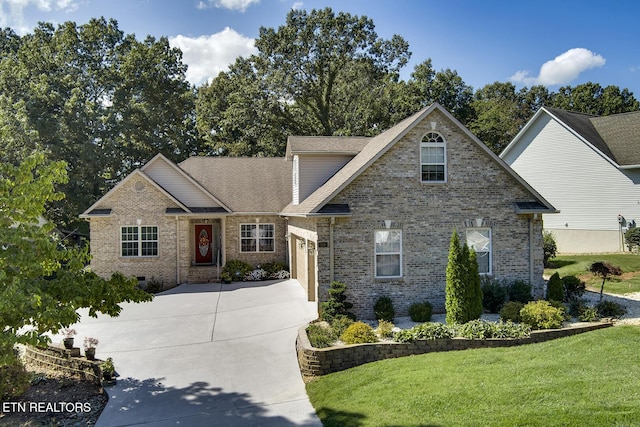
[520,300,565,330]
[499,301,524,323]
[454,319,531,339]
[543,230,557,266]
[508,280,532,304]
[546,272,564,302]
[330,315,354,338]
[562,275,586,301]
[376,320,395,338]
[306,323,335,348]
[596,300,627,318]
[320,281,355,322]
[374,296,395,322]
[340,322,378,345]
[454,320,498,339]
[408,302,433,322]
[481,277,507,313]
[222,259,253,281]
[394,322,455,343]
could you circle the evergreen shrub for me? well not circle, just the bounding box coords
[508,280,532,304]
[408,301,432,322]
[520,300,565,330]
[546,272,564,302]
[340,322,378,345]
[374,296,395,321]
[481,277,507,313]
[499,301,524,322]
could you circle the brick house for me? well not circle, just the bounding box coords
[81,103,556,318]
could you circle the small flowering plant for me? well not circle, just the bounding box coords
[61,328,77,339]
[84,337,99,350]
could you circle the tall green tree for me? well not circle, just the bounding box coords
[551,82,639,115]
[0,152,152,365]
[0,18,201,230]
[446,230,482,324]
[197,7,412,156]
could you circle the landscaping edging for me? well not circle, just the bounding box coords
[297,321,613,378]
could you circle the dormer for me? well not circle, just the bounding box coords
[286,136,370,205]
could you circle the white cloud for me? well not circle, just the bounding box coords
[0,0,79,33]
[291,1,303,10]
[510,48,606,87]
[169,28,257,86]
[196,0,260,12]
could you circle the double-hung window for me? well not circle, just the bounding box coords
[466,228,492,274]
[240,223,275,252]
[121,226,158,257]
[375,229,402,278]
[420,132,446,183]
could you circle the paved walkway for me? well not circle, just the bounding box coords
[73,279,321,426]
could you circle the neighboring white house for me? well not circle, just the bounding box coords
[501,107,640,253]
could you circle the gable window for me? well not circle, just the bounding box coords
[240,223,275,252]
[121,226,158,257]
[466,228,491,274]
[420,131,446,182]
[375,229,402,278]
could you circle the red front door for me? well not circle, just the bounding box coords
[195,224,213,264]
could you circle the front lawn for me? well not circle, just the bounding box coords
[307,326,640,426]
[545,253,640,294]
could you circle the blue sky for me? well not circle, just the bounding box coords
[2,0,639,98]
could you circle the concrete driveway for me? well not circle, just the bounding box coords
[73,279,321,426]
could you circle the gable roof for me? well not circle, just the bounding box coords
[80,168,191,218]
[179,157,291,213]
[282,103,556,216]
[503,107,640,168]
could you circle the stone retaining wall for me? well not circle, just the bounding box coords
[23,344,104,385]
[297,322,613,378]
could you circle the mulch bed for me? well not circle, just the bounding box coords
[0,372,107,426]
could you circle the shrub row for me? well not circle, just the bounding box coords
[221,259,290,282]
[394,320,531,343]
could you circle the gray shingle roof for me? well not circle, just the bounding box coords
[590,110,640,166]
[179,157,292,213]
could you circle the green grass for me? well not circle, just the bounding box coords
[545,253,640,294]
[307,326,640,427]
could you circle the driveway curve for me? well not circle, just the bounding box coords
[74,279,321,426]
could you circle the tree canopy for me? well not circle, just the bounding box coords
[0,152,152,365]
[0,10,638,228]
[0,18,202,231]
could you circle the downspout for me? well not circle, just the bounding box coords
[330,216,335,282]
[529,214,536,293]
[175,216,180,285]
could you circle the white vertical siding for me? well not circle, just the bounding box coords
[505,114,640,233]
[298,155,353,203]
[292,155,299,205]
[144,160,219,207]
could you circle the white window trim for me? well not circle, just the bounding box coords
[120,225,159,258]
[239,223,276,253]
[420,132,447,183]
[374,229,403,279]
[467,227,492,275]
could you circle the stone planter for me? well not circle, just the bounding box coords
[63,338,74,349]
